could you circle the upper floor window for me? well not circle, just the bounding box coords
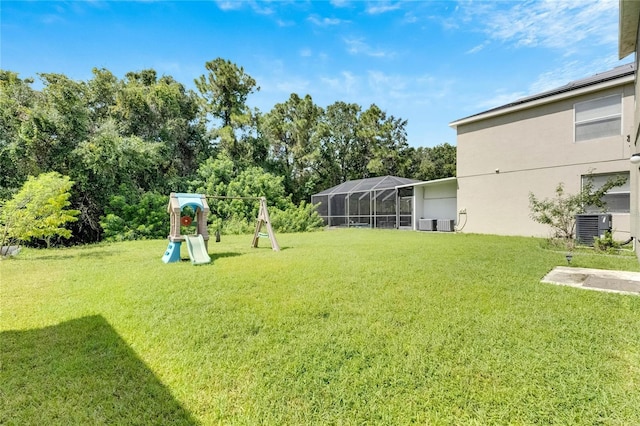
[574,94,622,142]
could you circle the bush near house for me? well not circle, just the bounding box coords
[528,174,627,246]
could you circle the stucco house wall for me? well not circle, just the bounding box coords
[619,0,640,258]
[451,73,634,239]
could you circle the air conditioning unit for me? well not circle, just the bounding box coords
[575,214,611,246]
[418,219,437,231]
[437,219,455,232]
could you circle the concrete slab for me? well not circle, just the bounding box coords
[541,266,640,295]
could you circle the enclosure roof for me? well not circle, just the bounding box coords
[313,176,421,196]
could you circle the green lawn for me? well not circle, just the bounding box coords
[2,230,640,425]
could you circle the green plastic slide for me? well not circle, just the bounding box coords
[185,234,211,265]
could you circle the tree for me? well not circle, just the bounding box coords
[17,73,90,176]
[0,172,79,249]
[0,70,38,198]
[406,143,457,181]
[528,174,627,242]
[71,120,164,240]
[316,102,361,188]
[360,104,410,178]
[195,58,260,166]
[86,67,120,124]
[195,58,259,128]
[113,70,207,186]
[261,93,323,203]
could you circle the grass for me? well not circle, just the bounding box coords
[2,229,640,425]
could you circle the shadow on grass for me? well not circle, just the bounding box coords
[210,251,243,261]
[176,251,242,263]
[10,247,116,262]
[1,315,197,425]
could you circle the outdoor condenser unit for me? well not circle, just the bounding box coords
[437,219,455,232]
[575,214,612,246]
[418,219,437,231]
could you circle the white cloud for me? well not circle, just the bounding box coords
[215,0,273,15]
[466,41,488,54]
[465,0,618,51]
[472,54,629,112]
[365,70,454,104]
[307,15,347,27]
[402,12,418,24]
[274,77,311,95]
[366,2,402,15]
[330,0,352,7]
[343,37,394,58]
[321,71,359,96]
[527,55,629,95]
[215,1,242,11]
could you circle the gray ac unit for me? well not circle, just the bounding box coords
[575,214,611,246]
[418,219,437,231]
[437,219,455,232]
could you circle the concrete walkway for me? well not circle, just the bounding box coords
[542,266,640,295]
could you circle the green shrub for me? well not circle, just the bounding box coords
[593,230,621,253]
[271,201,324,233]
[214,216,254,235]
[100,191,168,241]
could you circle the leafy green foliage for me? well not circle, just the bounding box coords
[261,93,323,203]
[0,71,37,198]
[192,153,322,234]
[270,200,324,233]
[100,191,168,241]
[195,58,260,167]
[1,59,446,244]
[0,172,79,248]
[529,174,628,242]
[593,230,622,253]
[407,143,457,181]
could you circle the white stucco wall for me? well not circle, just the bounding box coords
[411,179,457,230]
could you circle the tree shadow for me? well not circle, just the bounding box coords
[1,315,197,425]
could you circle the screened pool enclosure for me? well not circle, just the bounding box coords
[311,176,420,228]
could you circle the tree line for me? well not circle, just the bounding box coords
[0,58,456,244]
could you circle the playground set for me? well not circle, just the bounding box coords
[161,192,279,265]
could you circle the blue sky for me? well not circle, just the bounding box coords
[1,0,630,147]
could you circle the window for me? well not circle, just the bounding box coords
[581,172,630,213]
[574,94,622,142]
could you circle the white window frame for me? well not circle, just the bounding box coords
[581,172,630,214]
[574,94,622,142]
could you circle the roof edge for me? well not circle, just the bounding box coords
[450,65,634,128]
[619,0,640,59]
[396,177,457,188]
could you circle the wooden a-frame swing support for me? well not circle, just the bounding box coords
[205,195,280,252]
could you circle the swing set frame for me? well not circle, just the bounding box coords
[205,195,280,252]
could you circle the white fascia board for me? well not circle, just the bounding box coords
[619,0,640,59]
[449,74,635,129]
[395,177,457,189]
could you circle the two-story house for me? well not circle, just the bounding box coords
[449,64,635,240]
